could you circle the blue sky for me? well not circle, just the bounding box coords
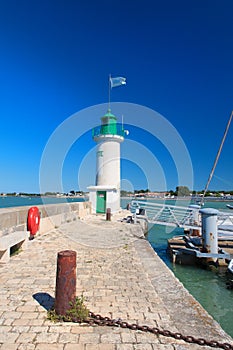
[0,0,233,193]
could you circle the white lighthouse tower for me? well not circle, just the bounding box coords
[88,109,125,214]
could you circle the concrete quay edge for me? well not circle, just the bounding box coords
[133,239,232,340]
[0,210,232,350]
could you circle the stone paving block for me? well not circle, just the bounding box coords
[158,312,172,322]
[20,312,39,320]
[71,326,94,334]
[37,312,47,319]
[16,332,37,343]
[6,279,22,285]
[0,297,8,305]
[35,344,64,350]
[0,305,11,312]
[64,344,84,350]
[0,333,19,343]
[58,332,80,343]
[48,325,72,333]
[135,332,160,344]
[11,325,30,333]
[134,344,154,350]
[152,345,175,350]
[93,289,107,297]
[8,301,24,309]
[79,333,101,344]
[2,318,15,326]
[0,326,12,333]
[100,333,121,344]
[25,319,44,326]
[29,326,49,333]
[34,332,59,343]
[16,305,38,312]
[34,279,52,285]
[120,331,137,343]
[143,312,163,323]
[0,344,18,350]
[2,311,22,320]
[81,290,94,298]
[87,345,116,350]
[17,344,37,350]
[116,344,134,350]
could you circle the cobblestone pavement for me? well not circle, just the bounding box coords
[0,212,232,350]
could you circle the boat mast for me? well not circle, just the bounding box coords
[200,110,233,206]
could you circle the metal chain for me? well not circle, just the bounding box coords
[88,312,233,350]
[67,311,233,350]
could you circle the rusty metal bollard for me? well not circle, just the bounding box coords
[54,250,77,316]
[106,207,111,221]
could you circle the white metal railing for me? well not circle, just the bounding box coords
[217,211,233,227]
[217,212,233,239]
[130,200,199,228]
[130,200,233,232]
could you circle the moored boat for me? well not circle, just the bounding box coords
[228,259,233,274]
[226,259,233,289]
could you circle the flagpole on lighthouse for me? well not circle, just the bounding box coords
[108,74,111,111]
[108,75,126,112]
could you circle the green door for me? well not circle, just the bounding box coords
[96,191,106,213]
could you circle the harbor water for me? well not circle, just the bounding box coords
[1,196,232,337]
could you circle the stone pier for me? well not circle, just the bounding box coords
[0,210,232,349]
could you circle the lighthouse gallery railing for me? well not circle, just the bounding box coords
[92,124,125,138]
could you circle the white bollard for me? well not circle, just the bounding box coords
[199,208,219,254]
[189,204,201,226]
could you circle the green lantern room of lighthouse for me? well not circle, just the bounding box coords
[92,109,125,138]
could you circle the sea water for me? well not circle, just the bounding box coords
[0,195,87,208]
[121,198,233,337]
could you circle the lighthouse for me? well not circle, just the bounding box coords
[88,109,125,214]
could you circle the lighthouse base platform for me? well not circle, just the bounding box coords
[87,185,120,214]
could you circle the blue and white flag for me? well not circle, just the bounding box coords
[110,76,126,88]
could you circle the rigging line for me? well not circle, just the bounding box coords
[212,174,233,186]
[201,110,233,206]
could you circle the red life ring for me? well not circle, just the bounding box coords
[27,207,40,235]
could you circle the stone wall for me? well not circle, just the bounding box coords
[0,201,92,236]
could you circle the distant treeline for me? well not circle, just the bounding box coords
[1,191,87,197]
[1,192,41,197]
[121,186,233,197]
[2,187,233,198]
